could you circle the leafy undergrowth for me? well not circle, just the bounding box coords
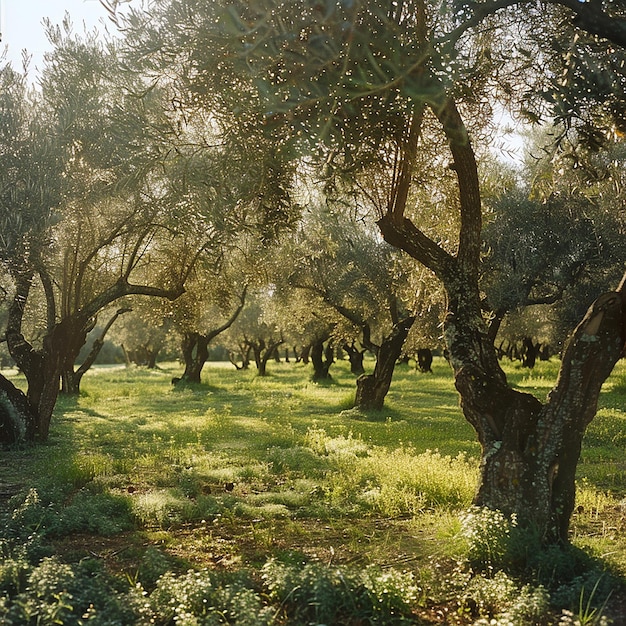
[1,357,626,623]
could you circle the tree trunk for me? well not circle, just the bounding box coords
[311,339,332,381]
[61,307,131,395]
[432,264,626,544]
[0,373,36,444]
[354,317,415,411]
[377,202,626,545]
[180,333,197,379]
[416,348,433,373]
[521,337,539,368]
[256,339,284,376]
[487,308,506,344]
[179,332,209,383]
[229,343,251,370]
[343,343,366,376]
[121,343,132,367]
[61,369,81,395]
[472,284,626,542]
[146,348,159,369]
[300,345,311,364]
[5,270,88,440]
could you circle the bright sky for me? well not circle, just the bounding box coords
[1,0,111,75]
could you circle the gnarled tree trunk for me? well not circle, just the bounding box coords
[311,338,333,381]
[4,269,77,441]
[180,332,209,383]
[248,337,284,376]
[384,213,626,542]
[376,88,626,544]
[61,307,131,395]
[471,285,626,542]
[354,316,415,411]
[5,266,184,441]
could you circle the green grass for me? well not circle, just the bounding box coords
[1,356,626,623]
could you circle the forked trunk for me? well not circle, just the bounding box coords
[180,332,209,383]
[62,308,128,396]
[448,272,626,543]
[343,343,366,376]
[6,269,90,440]
[354,316,415,411]
[311,339,333,381]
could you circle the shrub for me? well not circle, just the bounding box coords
[459,506,518,571]
[262,559,420,624]
[149,569,273,625]
[4,487,134,540]
[461,570,550,625]
[0,557,145,625]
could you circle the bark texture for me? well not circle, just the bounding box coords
[0,373,36,444]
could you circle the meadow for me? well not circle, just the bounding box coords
[1,356,626,624]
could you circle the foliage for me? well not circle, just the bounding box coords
[148,569,273,625]
[263,559,420,624]
[483,189,625,318]
[0,64,62,270]
[459,570,550,625]
[5,487,134,544]
[459,506,519,571]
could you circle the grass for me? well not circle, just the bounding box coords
[1,356,626,623]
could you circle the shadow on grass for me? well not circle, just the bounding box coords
[339,406,406,422]
[170,378,225,394]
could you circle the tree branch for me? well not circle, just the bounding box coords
[444,0,626,50]
[388,103,425,225]
[205,284,248,342]
[552,0,626,48]
[75,307,132,378]
[377,213,456,280]
[430,94,482,280]
[82,277,184,320]
[36,264,57,333]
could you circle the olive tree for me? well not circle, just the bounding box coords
[0,29,209,439]
[284,205,416,409]
[170,266,248,384]
[0,64,60,442]
[115,0,626,547]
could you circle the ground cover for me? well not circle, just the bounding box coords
[1,356,625,624]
